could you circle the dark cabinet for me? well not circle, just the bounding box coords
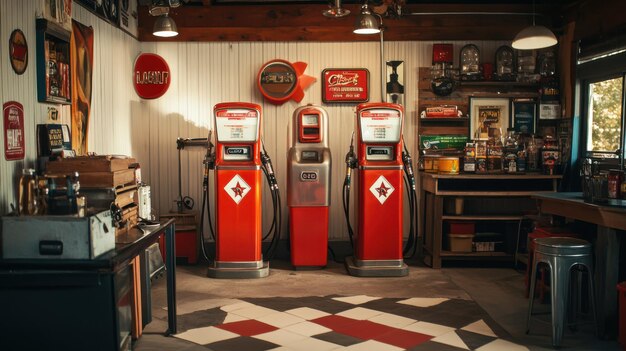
[0,266,132,351]
[36,18,71,104]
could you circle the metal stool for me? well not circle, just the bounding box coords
[526,237,597,347]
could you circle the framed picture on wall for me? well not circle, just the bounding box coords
[512,99,537,134]
[469,97,510,139]
[119,0,138,38]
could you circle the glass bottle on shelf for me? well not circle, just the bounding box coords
[18,169,38,215]
[526,135,540,172]
[516,141,527,173]
[486,127,503,173]
[503,128,518,173]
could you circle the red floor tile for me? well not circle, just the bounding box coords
[215,320,278,336]
[311,315,361,330]
[374,328,433,349]
[341,320,398,340]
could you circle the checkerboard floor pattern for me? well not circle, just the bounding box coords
[174,295,529,351]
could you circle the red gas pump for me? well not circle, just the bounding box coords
[343,102,417,277]
[206,102,280,279]
[287,104,331,268]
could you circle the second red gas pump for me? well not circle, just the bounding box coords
[343,102,417,277]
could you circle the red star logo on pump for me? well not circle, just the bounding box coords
[231,182,246,197]
[224,175,251,204]
[375,181,390,198]
[369,175,395,204]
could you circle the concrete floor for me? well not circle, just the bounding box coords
[134,259,621,351]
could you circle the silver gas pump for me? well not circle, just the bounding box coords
[287,104,332,268]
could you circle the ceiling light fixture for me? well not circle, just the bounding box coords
[512,1,557,50]
[353,2,385,102]
[150,1,179,38]
[323,0,350,18]
[153,13,178,37]
[353,3,381,35]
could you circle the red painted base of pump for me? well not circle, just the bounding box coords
[289,207,328,268]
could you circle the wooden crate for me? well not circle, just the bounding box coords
[160,211,197,232]
[46,155,136,173]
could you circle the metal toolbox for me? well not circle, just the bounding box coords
[1,210,115,259]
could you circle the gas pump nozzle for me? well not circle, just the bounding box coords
[402,143,416,191]
[203,130,215,190]
[344,132,357,188]
[260,139,279,191]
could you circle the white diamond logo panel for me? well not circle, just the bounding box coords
[224,174,251,204]
[369,175,395,205]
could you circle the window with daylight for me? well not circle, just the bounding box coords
[586,76,623,157]
[577,49,626,162]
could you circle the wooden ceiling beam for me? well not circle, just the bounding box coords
[137,3,555,42]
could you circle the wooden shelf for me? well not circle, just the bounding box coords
[419,117,469,122]
[435,190,556,197]
[36,19,72,105]
[421,172,559,268]
[459,81,537,88]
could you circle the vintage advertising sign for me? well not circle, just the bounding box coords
[257,59,316,105]
[9,29,28,75]
[3,101,25,161]
[322,68,369,103]
[133,53,171,99]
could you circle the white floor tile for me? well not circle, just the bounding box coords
[257,311,306,328]
[332,295,382,305]
[220,300,256,312]
[343,340,404,351]
[336,307,383,320]
[431,331,469,350]
[461,319,497,337]
[174,326,238,345]
[283,321,332,336]
[285,307,331,320]
[230,305,278,319]
[223,313,249,324]
[402,321,456,337]
[475,339,529,351]
[284,336,344,351]
[253,329,308,346]
[368,312,417,328]
[267,347,297,351]
[396,297,449,308]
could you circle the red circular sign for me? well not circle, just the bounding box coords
[133,53,171,99]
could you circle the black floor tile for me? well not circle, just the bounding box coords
[312,331,363,346]
[205,336,279,351]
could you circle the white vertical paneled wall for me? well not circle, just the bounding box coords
[0,1,509,241]
[137,39,510,241]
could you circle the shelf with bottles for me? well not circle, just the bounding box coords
[36,18,71,104]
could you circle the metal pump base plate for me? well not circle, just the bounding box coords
[207,260,269,279]
[344,256,408,277]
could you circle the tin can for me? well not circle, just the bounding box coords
[423,155,440,173]
[608,169,623,199]
[438,157,459,174]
